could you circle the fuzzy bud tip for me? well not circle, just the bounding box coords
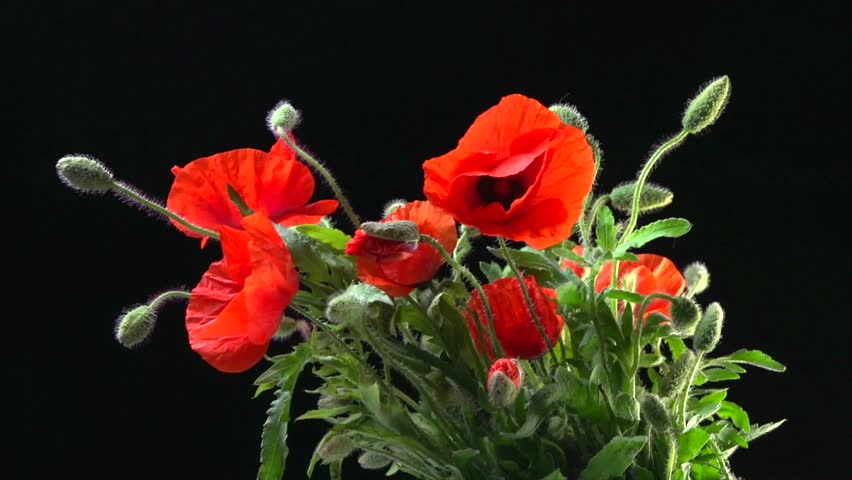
[549,103,590,132]
[115,305,157,348]
[56,155,115,194]
[318,434,356,463]
[682,75,731,134]
[266,100,302,134]
[695,302,725,353]
[609,181,674,214]
[670,296,702,334]
[382,199,408,217]
[640,393,672,432]
[684,262,710,296]
[487,358,523,407]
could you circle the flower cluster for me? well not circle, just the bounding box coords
[58,75,785,480]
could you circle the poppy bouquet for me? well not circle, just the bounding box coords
[57,76,785,480]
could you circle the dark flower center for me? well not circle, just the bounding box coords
[475,154,544,211]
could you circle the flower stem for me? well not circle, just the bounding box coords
[619,130,689,243]
[149,290,191,309]
[497,237,560,365]
[420,234,505,358]
[276,131,362,229]
[581,194,611,247]
[112,182,220,240]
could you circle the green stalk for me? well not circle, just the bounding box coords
[148,290,191,308]
[112,182,220,239]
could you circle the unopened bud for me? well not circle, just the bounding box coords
[640,394,672,432]
[682,75,731,134]
[487,358,523,408]
[684,262,710,296]
[266,100,302,133]
[549,103,590,132]
[609,182,674,214]
[694,302,724,353]
[361,220,420,243]
[318,433,356,463]
[670,297,701,334]
[325,284,393,325]
[56,155,115,193]
[273,316,311,341]
[382,199,408,217]
[358,451,392,470]
[660,350,696,398]
[115,305,157,348]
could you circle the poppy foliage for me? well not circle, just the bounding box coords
[423,94,595,249]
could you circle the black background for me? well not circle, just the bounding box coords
[6,1,846,479]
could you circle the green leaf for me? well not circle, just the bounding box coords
[276,225,354,286]
[629,466,656,480]
[595,206,616,251]
[479,261,504,283]
[677,428,711,462]
[488,245,567,284]
[743,419,786,442]
[639,353,665,368]
[294,224,351,251]
[295,406,352,421]
[256,343,313,480]
[615,218,691,254]
[717,401,750,432]
[556,282,583,309]
[578,435,647,480]
[539,469,568,480]
[666,337,688,360]
[550,245,586,264]
[505,384,567,439]
[603,289,644,304]
[721,349,786,372]
[700,368,741,383]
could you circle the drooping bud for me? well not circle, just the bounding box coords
[357,450,392,470]
[669,296,702,334]
[684,262,710,296]
[609,182,674,214]
[382,198,408,217]
[694,302,724,353]
[56,155,115,194]
[325,283,394,326]
[640,393,672,432]
[549,103,590,132]
[487,358,523,407]
[345,220,420,261]
[266,100,302,133]
[682,75,731,134]
[115,305,157,348]
[318,433,356,463]
[660,350,696,398]
[273,316,311,341]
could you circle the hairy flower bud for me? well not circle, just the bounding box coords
[345,221,420,261]
[670,296,702,334]
[487,358,523,407]
[609,182,674,214]
[641,393,672,432]
[684,262,710,296]
[660,350,696,398]
[358,450,392,470]
[325,284,393,325]
[549,103,590,132]
[682,75,731,134]
[318,433,356,463]
[694,302,724,353]
[266,100,302,133]
[115,305,157,348]
[382,198,408,217]
[56,155,115,194]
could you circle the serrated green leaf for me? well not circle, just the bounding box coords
[721,349,786,372]
[505,384,567,439]
[666,337,688,360]
[718,401,750,432]
[595,206,616,251]
[701,368,741,383]
[677,428,711,462]
[256,343,313,480]
[743,419,786,442]
[616,218,691,254]
[578,435,647,480]
[294,224,351,251]
[479,261,504,283]
[603,288,645,304]
[295,406,352,421]
[276,225,354,286]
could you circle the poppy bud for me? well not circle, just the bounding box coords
[346,221,420,261]
[358,451,392,470]
[115,305,157,348]
[684,262,710,296]
[318,433,356,463]
[56,155,115,194]
[694,302,724,353]
[640,393,672,432]
[273,316,311,341]
[682,75,731,134]
[361,220,420,243]
[382,198,408,217]
[669,296,701,334]
[325,284,393,325]
[660,350,696,398]
[487,358,523,407]
[266,100,302,133]
[548,103,590,133]
[609,182,674,214]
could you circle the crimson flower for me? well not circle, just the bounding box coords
[423,94,595,249]
[563,247,686,320]
[167,137,338,244]
[185,213,299,372]
[464,275,564,360]
[346,200,457,297]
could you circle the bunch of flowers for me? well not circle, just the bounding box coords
[57,76,785,480]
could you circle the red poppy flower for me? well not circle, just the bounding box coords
[348,200,457,297]
[464,275,564,360]
[185,213,299,372]
[597,254,685,321]
[167,137,338,244]
[422,94,595,249]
